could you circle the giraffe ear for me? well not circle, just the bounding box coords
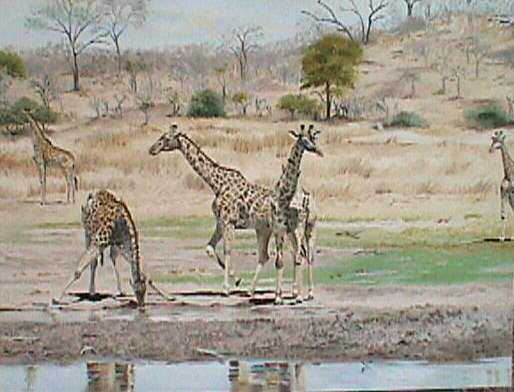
[169,124,178,135]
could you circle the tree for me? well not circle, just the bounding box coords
[227,26,263,82]
[302,0,388,45]
[401,0,423,17]
[468,36,490,79]
[0,50,27,79]
[232,92,251,116]
[301,34,363,120]
[100,0,149,74]
[27,0,107,91]
[0,97,57,134]
[214,64,229,103]
[30,74,60,109]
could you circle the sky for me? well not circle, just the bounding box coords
[0,0,330,50]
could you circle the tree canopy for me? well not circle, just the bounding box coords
[301,34,363,120]
[0,50,27,79]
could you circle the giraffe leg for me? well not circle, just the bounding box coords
[35,161,45,205]
[206,219,225,269]
[250,225,271,297]
[274,233,285,305]
[221,223,235,296]
[306,230,316,301]
[287,230,302,303]
[500,185,508,241]
[110,246,125,296]
[56,247,101,303]
[88,253,101,296]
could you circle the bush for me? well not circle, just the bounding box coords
[187,89,225,118]
[277,94,320,120]
[388,111,426,128]
[0,50,27,79]
[0,97,57,134]
[465,103,513,129]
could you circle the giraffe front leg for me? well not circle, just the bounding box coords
[89,254,100,297]
[500,184,509,241]
[35,161,45,205]
[274,233,285,305]
[110,246,125,297]
[250,226,271,297]
[222,223,235,296]
[287,230,302,302]
[55,247,100,303]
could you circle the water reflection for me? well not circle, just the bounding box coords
[229,360,307,392]
[3,356,509,391]
[86,363,135,392]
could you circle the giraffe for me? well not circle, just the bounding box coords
[24,112,78,205]
[55,190,147,306]
[149,124,323,303]
[250,124,322,301]
[289,188,317,300]
[81,195,124,297]
[490,130,514,240]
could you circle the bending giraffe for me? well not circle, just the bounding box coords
[24,112,78,205]
[55,190,147,306]
[490,130,514,240]
[149,124,322,303]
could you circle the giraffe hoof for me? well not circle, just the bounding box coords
[295,297,303,305]
[274,296,283,305]
[234,277,243,287]
[306,293,314,301]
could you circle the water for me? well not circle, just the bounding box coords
[0,357,510,392]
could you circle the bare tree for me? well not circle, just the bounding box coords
[468,36,490,79]
[226,26,263,82]
[31,74,60,109]
[401,0,423,17]
[302,0,389,44]
[114,94,126,118]
[434,45,452,95]
[450,65,465,99]
[100,0,150,74]
[27,0,108,91]
[215,65,229,103]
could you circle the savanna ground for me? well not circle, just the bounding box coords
[0,15,513,371]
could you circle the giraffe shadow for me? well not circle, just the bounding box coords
[68,291,117,302]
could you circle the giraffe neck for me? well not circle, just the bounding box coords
[30,122,52,151]
[501,144,514,180]
[178,134,233,195]
[275,140,305,205]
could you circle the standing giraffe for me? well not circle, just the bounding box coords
[149,124,322,303]
[24,112,78,205]
[490,130,514,240]
[55,190,147,306]
[250,125,322,301]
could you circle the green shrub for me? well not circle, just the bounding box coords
[389,111,426,128]
[0,50,27,79]
[465,103,513,129]
[277,94,320,120]
[187,89,225,118]
[0,97,57,134]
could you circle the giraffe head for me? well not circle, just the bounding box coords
[289,124,324,157]
[490,130,506,153]
[149,124,181,155]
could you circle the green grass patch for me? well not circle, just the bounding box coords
[387,111,427,128]
[154,244,513,288]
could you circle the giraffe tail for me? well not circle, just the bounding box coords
[74,175,79,192]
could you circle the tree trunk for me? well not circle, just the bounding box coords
[72,51,80,91]
[325,82,331,120]
[115,37,122,75]
[475,60,479,79]
[407,3,414,17]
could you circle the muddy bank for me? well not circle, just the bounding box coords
[0,304,510,365]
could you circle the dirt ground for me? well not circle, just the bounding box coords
[0,214,512,366]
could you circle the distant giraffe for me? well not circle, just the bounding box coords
[490,130,514,240]
[24,112,78,205]
[149,124,323,303]
[56,190,147,306]
[250,125,323,301]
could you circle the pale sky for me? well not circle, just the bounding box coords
[0,0,328,49]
